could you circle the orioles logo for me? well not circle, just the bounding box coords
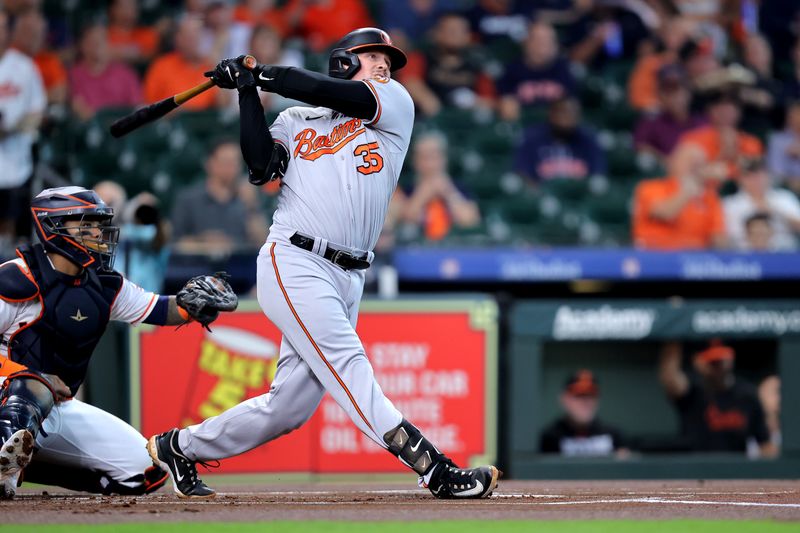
[294,118,365,161]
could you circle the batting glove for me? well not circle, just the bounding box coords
[205,56,255,91]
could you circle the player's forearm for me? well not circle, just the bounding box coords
[239,86,274,181]
[143,295,190,326]
[255,66,377,120]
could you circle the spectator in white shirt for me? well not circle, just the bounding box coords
[724,158,800,251]
[767,101,800,196]
[0,9,46,250]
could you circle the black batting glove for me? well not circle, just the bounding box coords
[204,55,255,91]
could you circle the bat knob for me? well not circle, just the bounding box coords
[243,55,257,70]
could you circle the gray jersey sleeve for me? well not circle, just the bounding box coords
[362,78,414,153]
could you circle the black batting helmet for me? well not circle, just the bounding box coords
[329,27,407,80]
[30,186,120,270]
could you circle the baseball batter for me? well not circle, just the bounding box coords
[148,28,500,500]
[0,187,237,499]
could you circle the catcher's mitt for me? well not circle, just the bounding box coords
[177,271,238,330]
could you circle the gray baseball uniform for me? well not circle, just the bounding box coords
[178,77,414,459]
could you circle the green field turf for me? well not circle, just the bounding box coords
[6,522,799,533]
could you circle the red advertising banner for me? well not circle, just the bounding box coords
[131,299,497,474]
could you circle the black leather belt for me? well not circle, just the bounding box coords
[289,232,371,270]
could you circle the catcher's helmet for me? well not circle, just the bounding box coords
[329,27,407,80]
[30,186,119,270]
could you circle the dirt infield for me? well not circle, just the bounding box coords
[3,479,800,523]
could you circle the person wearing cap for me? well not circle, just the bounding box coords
[634,64,706,163]
[540,370,627,457]
[659,341,776,457]
[723,157,800,251]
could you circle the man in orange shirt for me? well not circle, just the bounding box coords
[10,10,66,105]
[143,16,220,110]
[678,89,763,180]
[633,143,728,250]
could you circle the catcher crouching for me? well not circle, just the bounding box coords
[0,186,237,499]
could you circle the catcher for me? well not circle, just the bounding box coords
[0,186,237,499]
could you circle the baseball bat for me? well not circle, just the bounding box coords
[109,55,257,138]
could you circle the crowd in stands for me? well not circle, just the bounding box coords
[4,0,800,272]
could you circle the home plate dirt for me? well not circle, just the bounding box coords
[3,480,799,523]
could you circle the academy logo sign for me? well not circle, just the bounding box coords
[692,307,800,335]
[552,305,657,340]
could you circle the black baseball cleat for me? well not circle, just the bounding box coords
[425,461,502,499]
[147,429,216,499]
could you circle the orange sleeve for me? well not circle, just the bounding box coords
[632,181,656,243]
[143,57,167,103]
[628,56,661,111]
[0,356,27,377]
[742,134,764,156]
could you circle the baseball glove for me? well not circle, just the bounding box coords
[177,271,238,330]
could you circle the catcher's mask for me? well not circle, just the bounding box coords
[329,27,407,80]
[30,186,120,271]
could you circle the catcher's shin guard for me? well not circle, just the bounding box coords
[0,374,55,443]
[0,374,55,478]
[383,419,448,476]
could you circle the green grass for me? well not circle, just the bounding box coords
[6,522,799,533]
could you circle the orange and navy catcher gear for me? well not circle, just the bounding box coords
[30,187,120,271]
[328,28,407,80]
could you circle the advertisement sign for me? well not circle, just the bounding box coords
[130,299,497,474]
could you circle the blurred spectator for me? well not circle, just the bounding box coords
[658,340,776,457]
[171,139,267,254]
[93,180,128,216]
[723,158,800,251]
[678,89,763,180]
[496,21,575,122]
[241,24,304,113]
[10,9,66,106]
[633,64,706,162]
[381,0,455,45]
[632,143,727,250]
[767,101,800,196]
[69,24,143,121]
[464,0,531,45]
[401,132,480,241]
[741,213,774,251]
[401,12,496,117]
[758,375,781,453]
[671,0,731,57]
[143,16,221,110]
[233,0,303,37]
[119,192,170,293]
[107,0,161,64]
[296,0,375,53]
[199,0,251,63]
[681,37,722,95]
[565,2,651,67]
[512,97,606,183]
[737,33,783,136]
[0,9,45,249]
[627,16,694,112]
[376,189,408,253]
[540,370,628,457]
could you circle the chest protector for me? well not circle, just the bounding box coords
[8,244,122,396]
